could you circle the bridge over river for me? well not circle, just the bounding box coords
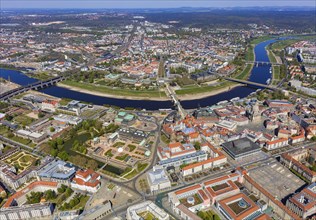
[0,76,65,101]
[245,61,282,66]
[224,77,281,91]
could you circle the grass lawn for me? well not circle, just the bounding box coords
[235,64,253,80]
[59,98,71,106]
[250,36,272,45]
[0,125,10,136]
[14,115,35,126]
[104,149,114,157]
[72,195,90,210]
[61,80,166,98]
[267,49,277,63]
[11,135,33,146]
[197,210,221,220]
[1,145,12,154]
[138,211,156,220]
[127,144,136,152]
[245,46,255,62]
[5,151,38,174]
[107,183,116,190]
[124,169,138,179]
[249,194,259,203]
[81,109,103,118]
[115,153,129,161]
[137,163,148,172]
[272,66,281,85]
[175,81,234,95]
[179,194,203,208]
[228,200,249,215]
[112,142,125,148]
[212,183,229,191]
[161,133,170,144]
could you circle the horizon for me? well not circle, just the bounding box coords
[2,0,315,9]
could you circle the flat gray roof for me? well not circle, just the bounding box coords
[221,137,261,159]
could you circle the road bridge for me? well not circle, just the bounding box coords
[245,61,282,66]
[224,77,280,91]
[165,83,186,119]
[0,76,65,101]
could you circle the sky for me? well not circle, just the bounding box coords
[1,0,315,9]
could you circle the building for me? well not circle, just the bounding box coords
[37,160,76,184]
[0,163,37,190]
[0,155,52,190]
[168,172,245,220]
[264,137,288,151]
[71,169,101,193]
[76,200,112,220]
[217,193,262,220]
[157,142,209,168]
[242,166,302,220]
[0,203,55,220]
[147,166,171,193]
[265,100,294,109]
[57,100,87,116]
[126,200,169,220]
[168,184,206,217]
[216,120,237,131]
[41,99,59,112]
[53,114,82,125]
[286,183,316,219]
[221,138,261,160]
[158,142,196,160]
[118,127,148,143]
[203,173,241,205]
[3,181,58,208]
[181,143,227,176]
[280,148,316,183]
[15,129,47,143]
[115,111,135,124]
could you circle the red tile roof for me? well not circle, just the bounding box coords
[3,181,58,208]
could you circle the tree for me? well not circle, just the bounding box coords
[56,138,64,146]
[57,144,64,151]
[57,151,69,161]
[65,187,73,197]
[44,190,56,200]
[58,184,67,194]
[50,127,55,132]
[194,142,201,150]
[311,136,316,142]
[7,132,14,138]
[50,148,58,157]
[5,114,13,121]
[87,159,98,170]
[26,191,43,204]
[213,214,221,220]
[38,112,45,118]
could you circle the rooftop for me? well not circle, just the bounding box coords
[147,166,170,185]
[249,162,305,200]
[221,137,261,159]
[38,160,76,180]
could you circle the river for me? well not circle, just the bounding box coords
[0,39,275,110]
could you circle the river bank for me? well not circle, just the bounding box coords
[177,84,242,100]
[58,82,171,101]
[59,81,243,101]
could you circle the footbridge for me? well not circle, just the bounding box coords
[0,76,65,101]
[224,77,280,91]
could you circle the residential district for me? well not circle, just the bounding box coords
[0,8,315,220]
